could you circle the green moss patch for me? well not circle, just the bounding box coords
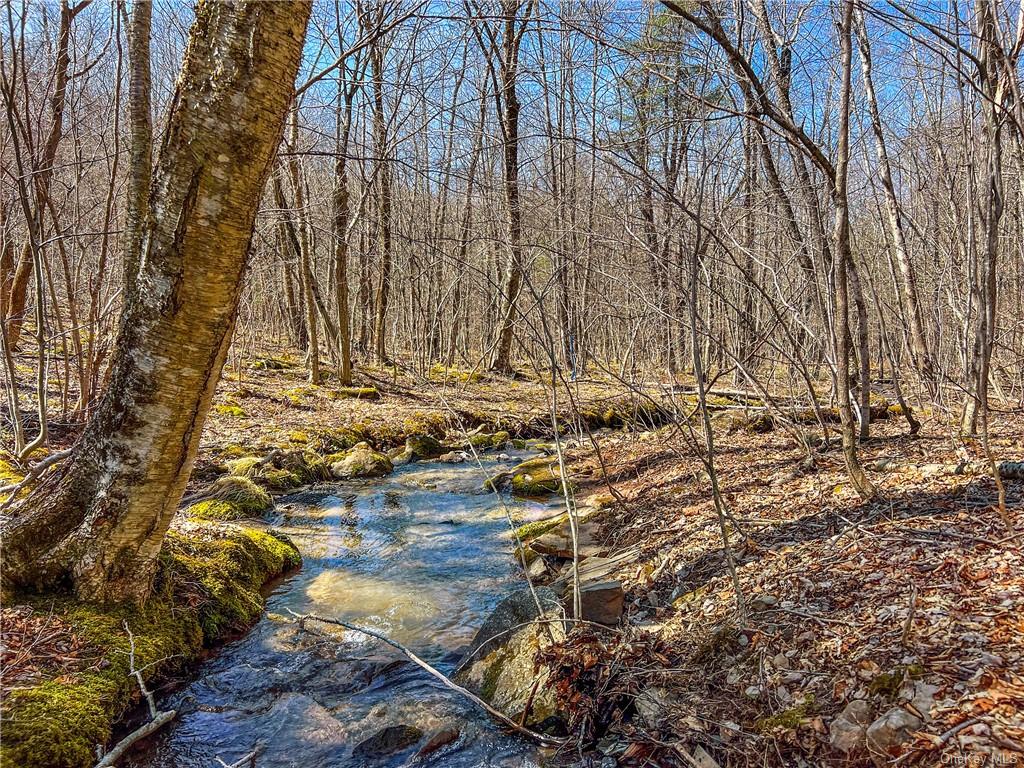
[213,404,246,418]
[509,456,572,497]
[1,521,300,768]
[329,386,379,400]
[203,476,273,514]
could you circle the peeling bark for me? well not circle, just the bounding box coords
[1,0,311,604]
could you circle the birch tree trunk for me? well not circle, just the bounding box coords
[1,0,311,604]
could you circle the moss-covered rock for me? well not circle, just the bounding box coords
[509,456,570,497]
[466,430,511,450]
[0,521,300,768]
[307,428,362,454]
[251,356,292,370]
[329,386,379,400]
[329,443,394,479]
[403,434,446,462]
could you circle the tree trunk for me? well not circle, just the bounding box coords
[1,0,311,604]
[124,0,152,303]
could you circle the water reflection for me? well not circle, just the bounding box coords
[132,449,560,768]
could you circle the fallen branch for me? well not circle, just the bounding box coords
[93,622,179,768]
[93,710,176,768]
[285,609,567,747]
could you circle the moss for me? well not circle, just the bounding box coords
[227,456,263,476]
[514,514,568,542]
[1,457,25,503]
[328,444,394,479]
[251,356,292,370]
[509,456,570,497]
[307,428,361,454]
[1,523,299,768]
[868,667,917,698]
[404,434,445,461]
[287,430,309,444]
[214,404,246,418]
[754,696,816,734]
[468,430,511,450]
[329,386,379,400]
[184,499,250,521]
[162,525,301,638]
[204,476,273,515]
[260,468,303,491]
[219,443,252,459]
[428,363,482,383]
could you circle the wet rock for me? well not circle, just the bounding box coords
[866,707,922,764]
[453,587,564,728]
[330,443,393,479]
[438,450,468,464]
[829,699,873,755]
[353,724,424,758]
[416,727,460,757]
[526,557,549,581]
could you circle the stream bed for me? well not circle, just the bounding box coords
[130,448,561,768]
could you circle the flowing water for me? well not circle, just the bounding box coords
[131,448,562,768]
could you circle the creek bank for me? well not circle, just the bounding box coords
[0,520,300,768]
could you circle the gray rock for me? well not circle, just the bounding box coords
[404,434,446,461]
[330,444,393,479]
[829,699,873,754]
[634,686,678,728]
[866,707,922,764]
[453,587,564,728]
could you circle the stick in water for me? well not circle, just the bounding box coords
[285,609,566,747]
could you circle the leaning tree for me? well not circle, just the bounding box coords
[1,0,312,604]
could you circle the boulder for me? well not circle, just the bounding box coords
[352,724,423,758]
[416,727,460,757]
[330,443,394,479]
[403,434,446,462]
[453,587,564,728]
[829,699,873,755]
[866,707,922,764]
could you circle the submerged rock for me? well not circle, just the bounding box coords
[416,727,460,757]
[353,724,423,758]
[329,443,394,479]
[453,587,565,728]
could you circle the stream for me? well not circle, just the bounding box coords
[129,447,561,768]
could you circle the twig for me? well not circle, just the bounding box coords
[286,609,566,747]
[901,585,918,646]
[0,448,71,509]
[93,710,176,768]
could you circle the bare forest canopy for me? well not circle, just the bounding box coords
[2,0,1023,556]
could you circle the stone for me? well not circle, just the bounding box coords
[416,727,460,757]
[829,699,873,755]
[330,443,393,479]
[568,580,624,625]
[526,557,549,581]
[353,724,424,758]
[866,707,922,764]
[404,434,446,462]
[773,652,791,670]
[453,587,564,728]
[530,521,606,560]
[438,450,467,463]
[634,686,678,728]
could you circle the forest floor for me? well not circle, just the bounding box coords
[538,401,1024,767]
[3,355,1023,767]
